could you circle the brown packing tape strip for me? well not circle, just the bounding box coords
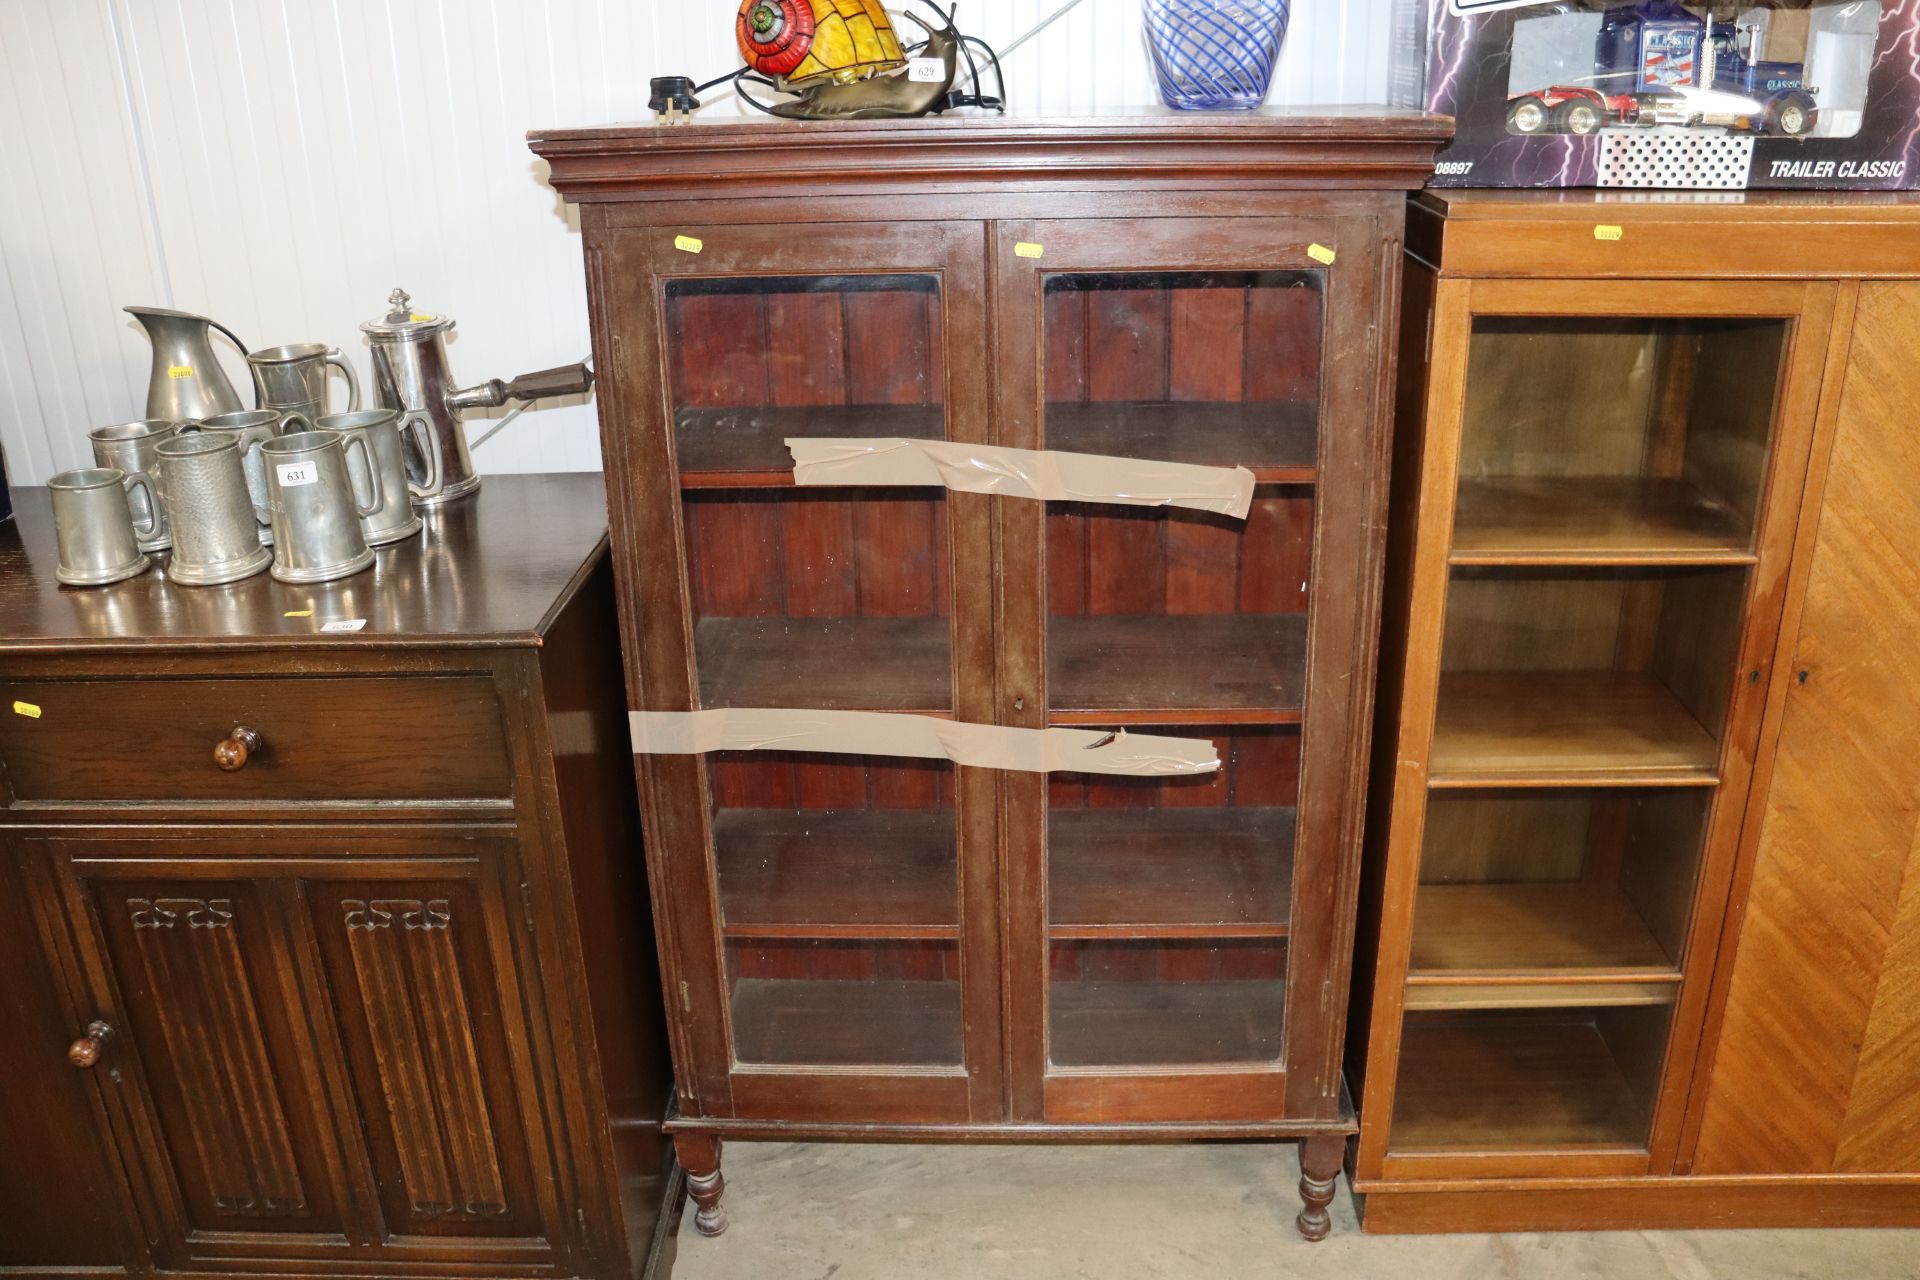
[785,437,1255,519]
[629,708,1219,777]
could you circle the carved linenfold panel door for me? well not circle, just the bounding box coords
[44,844,563,1269]
[308,877,550,1242]
[69,875,353,1261]
[1692,282,1920,1176]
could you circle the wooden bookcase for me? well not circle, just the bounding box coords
[1350,191,1920,1232]
[533,112,1450,1241]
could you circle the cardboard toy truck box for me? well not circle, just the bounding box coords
[1392,0,1920,189]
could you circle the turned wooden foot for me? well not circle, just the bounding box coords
[1296,1134,1343,1242]
[675,1133,727,1237]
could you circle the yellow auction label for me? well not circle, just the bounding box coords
[674,234,704,253]
[409,313,435,322]
[1307,243,1336,265]
[12,700,42,719]
[284,609,313,617]
[166,364,194,378]
[1594,224,1624,241]
[1014,242,1044,259]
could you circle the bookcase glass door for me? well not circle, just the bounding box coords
[1392,312,1793,1156]
[664,269,968,1076]
[1036,268,1323,1086]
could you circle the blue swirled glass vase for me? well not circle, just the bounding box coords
[1142,0,1290,110]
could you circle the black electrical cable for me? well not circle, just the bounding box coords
[695,66,749,94]
[733,72,782,114]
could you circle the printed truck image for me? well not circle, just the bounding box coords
[1506,0,1818,137]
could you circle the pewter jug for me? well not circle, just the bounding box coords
[88,419,178,553]
[317,409,438,546]
[49,467,152,587]
[125,306,253,421]
[249,343,362,432]
[360,287,593,506]
[154,432,273,586]
[261,429,379,583]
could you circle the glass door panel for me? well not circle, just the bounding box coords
[1450,316,1787,566]
[670,274,954,715]
[1395,300,1800,1159]
[1037,269,1318,1079]
[714,755,961,1069]
[1042,270,1320,721]
[1045,726,1297,1071]
[654,236,989,1107]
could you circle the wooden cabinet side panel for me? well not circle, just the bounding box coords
[1693,281,1920,1176]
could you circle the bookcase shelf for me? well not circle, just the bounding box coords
[1450,476,1757,567]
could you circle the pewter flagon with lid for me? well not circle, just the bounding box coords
[359,288,594,506]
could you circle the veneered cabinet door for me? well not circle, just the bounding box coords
[34,837,568,1272]
[1689,282,1920,1176]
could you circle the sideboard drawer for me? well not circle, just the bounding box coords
[0,676,511,805]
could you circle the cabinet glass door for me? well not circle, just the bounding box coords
[996,218,1383,1123]
[1381,283,1834,1173]
[639,224,997,1121]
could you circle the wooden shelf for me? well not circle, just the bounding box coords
[1450,477,1757,566]
[1403,981,1679,1012]
[675,399,1318,487]
[1045,400,1318,484]
[1049,807,1293,939]
[676,404,943,487]
[715,809,957,940]
[695,616,951,712]
[729,977,963,1068]
[1050,614,1306,722]
[1049,979,1286,1068]
[1409,882,1678,979]
[1391,1015,1653,1151]
[1429,672,1721,789]
[697,613,1304,721]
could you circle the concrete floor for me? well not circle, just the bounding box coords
[672,1142,1919,1279]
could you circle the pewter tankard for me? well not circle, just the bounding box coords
[317,409,439,546]
[360,287,593,506]
[48,467,152,586]
[126,306,252,421]
[196,409,293,545]
[154,432,274,586]
[261,429,380,583]
[248,343,362,432]
[88,419,178,552]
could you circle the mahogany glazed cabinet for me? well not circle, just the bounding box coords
[1350,190,1920,1232]
[0,475,680,1279]
[531,110,1451,1240]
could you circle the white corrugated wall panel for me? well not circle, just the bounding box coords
[0,0,1394,486]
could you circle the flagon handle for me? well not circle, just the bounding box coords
[446,362,594,411]
[504,362,594,401]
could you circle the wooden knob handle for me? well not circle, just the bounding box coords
[68,1020,113,1069]
[214,725,262,771]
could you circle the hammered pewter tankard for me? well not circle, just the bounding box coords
[154,432,274,586]
[195,409,289,545]
[316,408,439,546]
[125,306,252,421]
[261,429,380,583]
[48,467,152,587]
[360,287,593,506]
[248,343,362,432]
[88,419,178,552]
